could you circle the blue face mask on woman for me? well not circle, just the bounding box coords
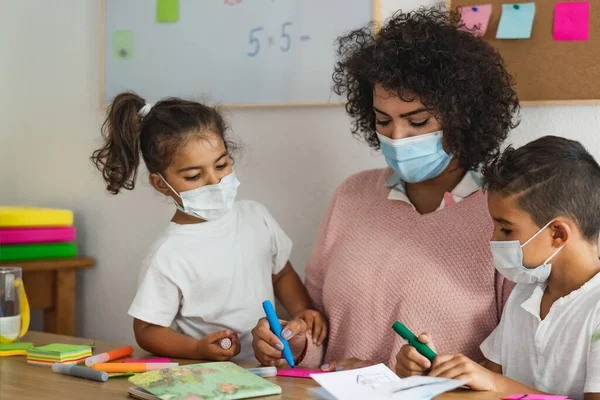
[377,131,453,183]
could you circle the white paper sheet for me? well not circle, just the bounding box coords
[310,364,467,400]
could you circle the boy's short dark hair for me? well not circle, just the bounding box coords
[483,136,600,242]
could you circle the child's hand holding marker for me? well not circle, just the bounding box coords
[294,309,328,346]
[395,333,437,377]
[393,321,437,378]
[251,317,308,367]
[197,330,240,361]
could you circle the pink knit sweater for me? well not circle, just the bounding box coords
[301,168,514,369]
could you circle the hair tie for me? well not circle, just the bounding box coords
[138,103,153,119]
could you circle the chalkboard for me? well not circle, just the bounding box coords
[102,0,379,107]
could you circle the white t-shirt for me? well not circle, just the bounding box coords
[128,200,293,360]
[481,272,600,400]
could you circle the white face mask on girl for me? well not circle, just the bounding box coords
[159,171,240,221]
[489,220,565,284]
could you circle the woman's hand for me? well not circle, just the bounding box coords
[295,309,328,346]
[251,317,308,366]
[395,333,436,377]
[197,330,241,361]
[320,358,376,372]
[428,354,498,391]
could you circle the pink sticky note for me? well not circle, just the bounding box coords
[276,368,327,378]
[554,2,590,41]
[459,4,493,36]
[503,395,569,400]
[123,357,171,363]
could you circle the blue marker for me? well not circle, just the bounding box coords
[262,300,295,368]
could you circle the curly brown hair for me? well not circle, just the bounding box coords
[332,6,520,171]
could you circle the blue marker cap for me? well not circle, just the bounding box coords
[262,300,295,368]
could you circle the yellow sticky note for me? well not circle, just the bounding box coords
[156,0,179,23]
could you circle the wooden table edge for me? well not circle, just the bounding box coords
[0,257,96,272]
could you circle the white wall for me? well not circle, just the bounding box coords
[1,0,598,344]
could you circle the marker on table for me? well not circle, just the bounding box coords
[277,368,326,378]
[392,321,437,362]
[262,300,295,368]
[123,357,170,363]
[247,366,277,377]
[85,346,134,367]
[52,363,108,382]
[91,362,178,373]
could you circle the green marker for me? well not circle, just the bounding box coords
[392,321,437,362]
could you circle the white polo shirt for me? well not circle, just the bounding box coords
[128,200,292,360]
[480,272,600,400]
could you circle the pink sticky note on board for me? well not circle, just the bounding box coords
[503,395,569,400]
[554,2,590,41]
[459,4,493,36]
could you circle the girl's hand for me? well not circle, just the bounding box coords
[251,317,308,367]
[428,354,497,391]
[395,333,436,377]
[320,358,376,372]
[197,330,241,361]
[295,309,328,346]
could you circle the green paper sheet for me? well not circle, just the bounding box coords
[0,242,77,262]
[0,342,33,351]
[113,30,134,60]
[156,0,179,22]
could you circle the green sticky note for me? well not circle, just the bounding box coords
[113,30,134,60]
[156,0,179,23]
[30,343,91,354]
[0,342,33,351]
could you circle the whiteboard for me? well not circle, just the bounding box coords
[102,0,378,107]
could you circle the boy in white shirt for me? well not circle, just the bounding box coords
[396,136,600,400]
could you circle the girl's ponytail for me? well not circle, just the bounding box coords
[92,92,146,194]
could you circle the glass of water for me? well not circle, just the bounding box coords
[0,267,30,343]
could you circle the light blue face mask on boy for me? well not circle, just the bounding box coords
[377,131,452,183]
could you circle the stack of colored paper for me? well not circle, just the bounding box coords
[0,207,77,262]
[27,344,92,366]
[0,342,33,357]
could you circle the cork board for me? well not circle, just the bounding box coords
[448,1,600,104]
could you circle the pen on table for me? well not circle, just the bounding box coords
[91,362,178,373]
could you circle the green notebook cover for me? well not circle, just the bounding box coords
[0,242,77,262]
[128,362,282,400]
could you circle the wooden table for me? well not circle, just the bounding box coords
[0,332,511,400]
[0,257,94,335]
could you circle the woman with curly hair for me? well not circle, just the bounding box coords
[252,6,520,372]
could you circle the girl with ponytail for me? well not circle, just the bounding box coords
[92,93,327,361]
